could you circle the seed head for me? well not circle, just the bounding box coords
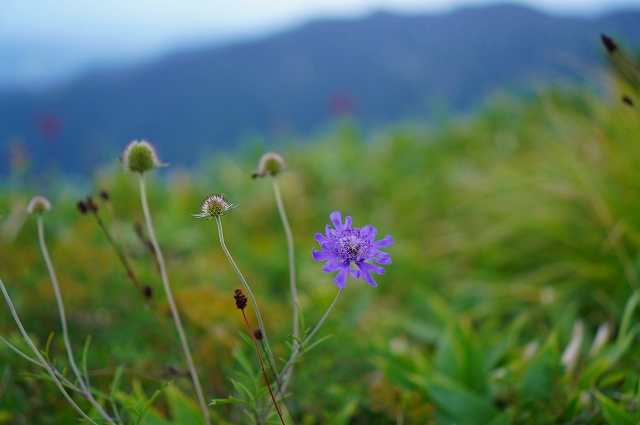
[601,34,618,53]
[77,200,88,214]
[100,190,110,201]
[253,328,263,340]
[234,288,248,310]
[26,196,52,214]
[252,152,287,178]
[120,140,166,173]
[192,193,237,219]
[85,195,98,213]
[143,285,153,300]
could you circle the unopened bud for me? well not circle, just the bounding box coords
[252,152,287,178]
[253,328,263,340]
[120,140,166,173]
[77,200,88,214]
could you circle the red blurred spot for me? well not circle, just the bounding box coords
[36,112,63,140]
[328,93,355,117]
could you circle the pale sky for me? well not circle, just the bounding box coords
[1,0,638,89]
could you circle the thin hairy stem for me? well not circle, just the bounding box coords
[278,288,344,388]
[214,216,278,376]
[91,208,180,358]
[93,212,142,293]
[37,215,114,422]
[0,277,104,425]
[271,178,299,339]
[241,311,285,425]
[138,173,211,425]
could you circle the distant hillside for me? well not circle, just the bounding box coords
[1,4,639,176]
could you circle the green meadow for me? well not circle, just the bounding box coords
[1,73,640,423]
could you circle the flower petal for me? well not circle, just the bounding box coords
[373,235,394,248]
[333,268,348,288]
[330,211,343,232]
[312,249,333,261]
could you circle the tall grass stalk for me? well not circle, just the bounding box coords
[36,214,115,423]
[0,276,105,425]
[214,215,278,377]
[137,173,211,425]
[271,178,300,340]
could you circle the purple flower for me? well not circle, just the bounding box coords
[312,211,393,288]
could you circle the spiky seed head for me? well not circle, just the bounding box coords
[192,193,237,219]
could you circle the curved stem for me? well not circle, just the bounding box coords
[37,215,115,423]
[214,216,278,375]
[0,277,99,425]
[138,174,211,425]
[278,288,343,388]
[271,178,299,339]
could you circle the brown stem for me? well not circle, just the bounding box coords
[241,310,285,425]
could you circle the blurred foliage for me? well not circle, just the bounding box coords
[2,70,640,423]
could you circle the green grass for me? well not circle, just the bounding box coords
[1,81,640,424]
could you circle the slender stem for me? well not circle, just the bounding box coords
[92,210,180,358]
[0,277,100,425]
[138,173,211,425]
[215,216,278,374]
[278,288,344,387]
[93,212,142,293]
[241,310,285,425]
[37,215,115,423]
[271,178,299,339]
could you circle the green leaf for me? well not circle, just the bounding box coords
[421,372,499,425]
[229,378,254,401]
[232,347,257,380]
[619,290,640,341]
[595,390,635,425]
[210,395,247,406]
[517,335,560,406]
[165,385,206,425]
[435,321,487,394]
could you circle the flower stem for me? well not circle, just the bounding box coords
[271,178,299,339]
[138,174,211,425]
[241,311,285,425]
[37,215,115,423]
[278,288,344,388]
[0,276,102,425]
[214,216,278,380]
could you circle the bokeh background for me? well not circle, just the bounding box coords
[1,1,640,424]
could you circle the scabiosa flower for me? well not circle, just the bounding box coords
[312,211,393,288]
[120,139,166,173]
[26,196,52,214]
[192,193,237,219]
[252,152,287,178]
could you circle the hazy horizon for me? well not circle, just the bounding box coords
[2,0,639,92]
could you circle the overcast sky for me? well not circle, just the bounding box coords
[1,0,638,89]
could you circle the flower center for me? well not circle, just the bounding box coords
[336,229,371,262]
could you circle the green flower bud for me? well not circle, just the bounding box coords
[120,140,166,173]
